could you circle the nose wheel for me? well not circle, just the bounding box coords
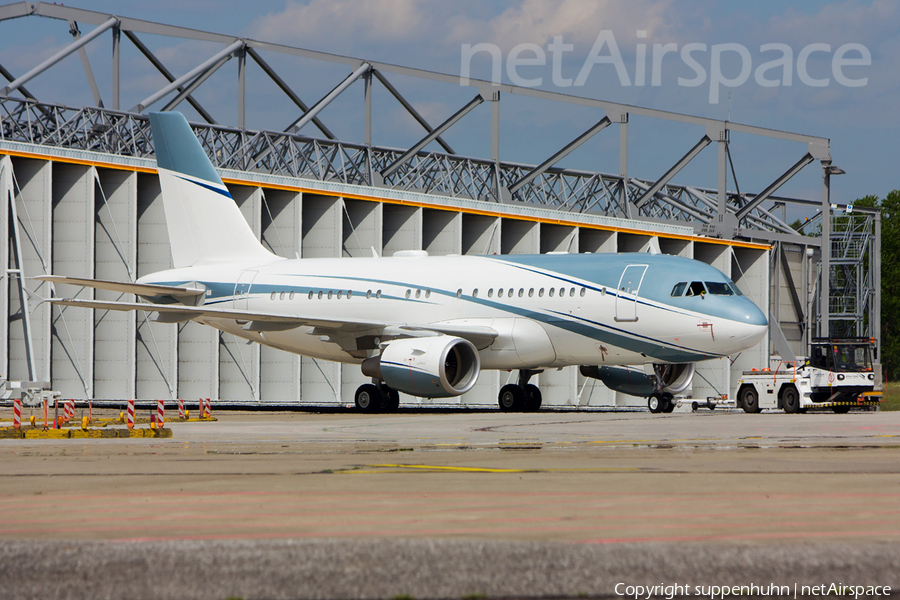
[648,392,675,414]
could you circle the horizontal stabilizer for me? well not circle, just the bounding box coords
[36,275,205,298]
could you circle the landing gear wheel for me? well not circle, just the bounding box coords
[498,384,526,412]
[832,405,851,414]
[781,385,801,414]
[739,385,760,413]
[381,386,400,412]
[662,392,676,413]
[648,393,664,414]
[355,383,383,413]
[524,384,542,412]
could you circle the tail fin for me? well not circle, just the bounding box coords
[149,111,274,268]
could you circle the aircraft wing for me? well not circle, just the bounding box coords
[49,298,499,345]
[36,275,206,298]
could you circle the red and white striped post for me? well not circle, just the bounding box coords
[177,398,185,420]
[66,399,75,422]
[13,398,21,431]
[126,399,135,430]
[205,397,211,418]
[156,399,165,428]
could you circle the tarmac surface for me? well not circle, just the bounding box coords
[2,406,900,599]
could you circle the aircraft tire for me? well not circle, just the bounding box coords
[781,384,801,414]
[381,386,400,412]
[355,384,383,413]
[648,394,664,414]
[662,393,676,413]
[524,384,542,412]
[739,385,761,413]
[498,384,526,412]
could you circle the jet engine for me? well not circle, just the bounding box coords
[362,335,480,398]
[579,363,695,398]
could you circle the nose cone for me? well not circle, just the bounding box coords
[735,297,768,349]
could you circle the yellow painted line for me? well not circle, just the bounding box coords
[370,464,527,473]
[0,148,770,250]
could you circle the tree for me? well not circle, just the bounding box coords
[854,192,899,380]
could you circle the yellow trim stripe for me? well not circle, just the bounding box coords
[1,147,771,250]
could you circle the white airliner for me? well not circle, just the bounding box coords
[41,112,767,413]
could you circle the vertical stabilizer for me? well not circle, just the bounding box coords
[149,111,274,268]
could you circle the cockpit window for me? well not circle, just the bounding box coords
[671,282,687,297]
[685,281,707,296]
[705,282,734,295]
[729,283,743,296]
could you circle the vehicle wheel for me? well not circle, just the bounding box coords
[662,392,676,413]
[355,383,383,413]
[832,405,851,414]
[648,393,664,414]
[381,386,400,412]
[524,384,542,412]
[691,401,699,412]
[739,385,760,413]
[498,384,526,412]
[781,385,801,414]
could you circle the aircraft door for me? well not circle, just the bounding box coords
[614,264,648,322]
[233,270,258,310]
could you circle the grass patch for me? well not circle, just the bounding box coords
[881,382,900,411]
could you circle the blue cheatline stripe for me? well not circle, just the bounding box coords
[178,175,232,199]
[155,274,717,362]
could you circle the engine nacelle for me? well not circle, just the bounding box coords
[362,335,480,398]
[579,363,695,398]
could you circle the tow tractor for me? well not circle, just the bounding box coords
[733,338,881,413]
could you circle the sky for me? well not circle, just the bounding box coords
[1,0,896,220]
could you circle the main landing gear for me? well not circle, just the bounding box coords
[498,369,543,412]
[647,392,676,414]
[355,381,400,413]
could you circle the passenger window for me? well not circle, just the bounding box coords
[559,287,565,296]
[405,289,411,299]
[317,291,323,299]
[270,292,276,300]
[686,282,706,297]
[518,288,524,298]
[366,290,372,299]
[488,289,493,298]
[376,290,382,299]
[337,290,343,299]
[425,290,431,298]
[497,288,504,298]
[548,288,555,297]
[508,288,514,297]
[347,290,352,299]
[327,291,333,299]
[472,289,478,298]
[569,288,575,297]
[538,288,544,297]
[289,291,295,300]
[308,291,314,300]
[580,288,586,297]
[671,282,687,297]
[457,289,462,298]
[415,289,421,299]
[280,291,285,300]
[528,288,534,298]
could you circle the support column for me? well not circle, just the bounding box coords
[820,163,832,338]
